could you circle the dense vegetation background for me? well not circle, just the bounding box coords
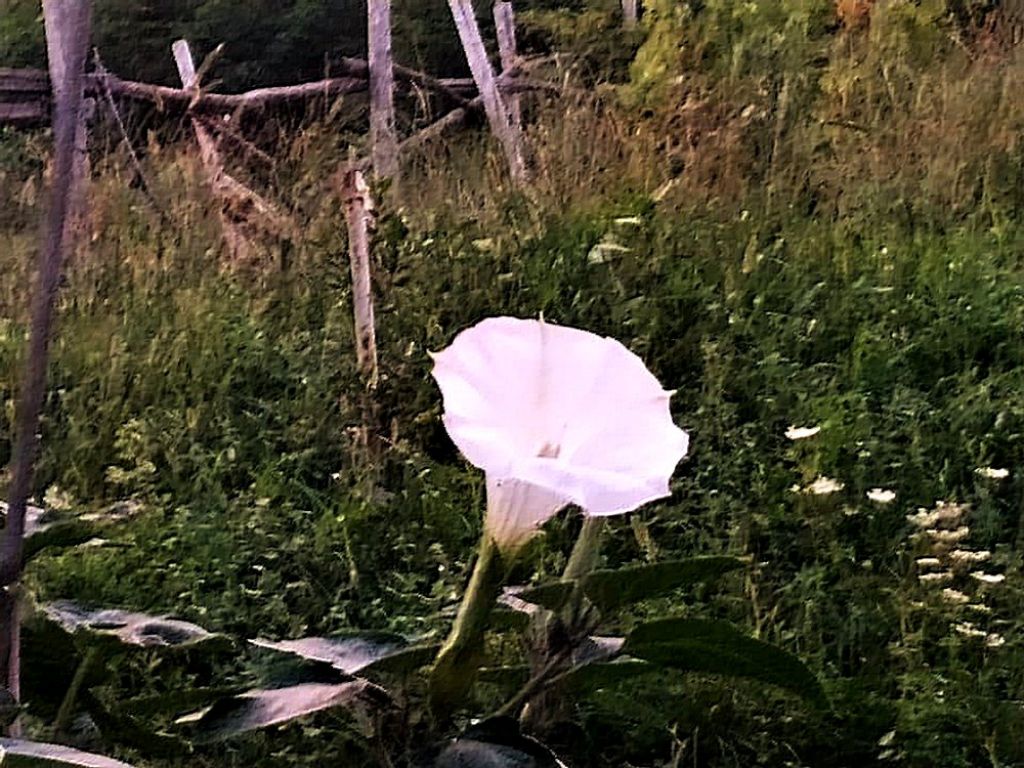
[3,0,1024,766]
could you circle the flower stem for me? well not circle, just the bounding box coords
[429,533,505,720]
[563,516,606,580]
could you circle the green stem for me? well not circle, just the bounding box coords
[429,534,505,720]
[54,647,100,737]
[563,516,606,580]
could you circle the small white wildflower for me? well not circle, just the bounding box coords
[948,549,991,565]
[970,572,1006,585]
[786,425,821,440]
[878,731,896,748]
[966,603,992,614]
[986,634,1006,648]
[43,485,75,512]
[954,622,986,638]
[926,526,970,544]
[867,488,896,504]
[908,501,969,529]
[806,476,844,495]
[941,588,970,604]
[975,467,1009,480]
[915,557,942,570]
[918,572,953,585]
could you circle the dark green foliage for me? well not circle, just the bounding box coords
[512,556,748,611]
[624,617,827,705]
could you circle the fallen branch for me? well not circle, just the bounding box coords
[1,62,560,120]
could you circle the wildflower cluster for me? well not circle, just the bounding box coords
[908,500,1006,648]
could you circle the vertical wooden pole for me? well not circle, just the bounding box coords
[368,0,399,179]
[622,0,639,29]
[66,95,94,242]
[1,0,91,710]
[447,0,528,187]
[492,2,521,130]
[341,169,379,385]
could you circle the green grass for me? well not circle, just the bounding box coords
[5,1,1024,764]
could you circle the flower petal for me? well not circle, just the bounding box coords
[432,317,690,519]
[485,476,570,550]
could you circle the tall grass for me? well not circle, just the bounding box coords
[3,2,1024,765]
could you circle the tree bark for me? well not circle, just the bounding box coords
[0,0,91,707]
[368,0,399,178]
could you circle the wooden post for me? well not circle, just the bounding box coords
[622,0,639,29]
[66,95,94,242]
[492,2,521,130]
[447,0,528,187]
[368,0,399,179]
[341,168,378,385]
[1,0,91,711]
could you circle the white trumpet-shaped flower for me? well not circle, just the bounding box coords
[431,317,689,550]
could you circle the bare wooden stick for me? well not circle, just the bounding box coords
[447,0,529,186]
[493,2,521,129]
[368,0,399,178]
[1,0,91,707]
[340,169,379,384]
[0,61,559,124]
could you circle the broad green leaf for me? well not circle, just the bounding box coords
[119,687,244,718]
[177,680,387,743]
[510,556,747,613]
[582,557,747,610]
[0,739,134,767]
[23,521,97,563]
[553,658,657,693]
[82,691,189,758]
[42,601,226,652]
[624,618,826,706]
[250,634,438,677]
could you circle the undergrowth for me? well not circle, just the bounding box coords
[3,1,1024,765]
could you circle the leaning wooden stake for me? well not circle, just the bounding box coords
[171,39,250,261]
[368,0,399,179]
[492,2,521,130]
[1,0,91,710]
[447,0,528,187]
[341,169,379,385]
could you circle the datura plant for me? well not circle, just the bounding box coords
[428,317,689,714]
[6,318,825,767]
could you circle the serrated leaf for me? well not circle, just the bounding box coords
[624,618,826,706]
[0,739,134,767]
[42,601,224,651]
[250,634,438,677]
[177,680,387,743]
